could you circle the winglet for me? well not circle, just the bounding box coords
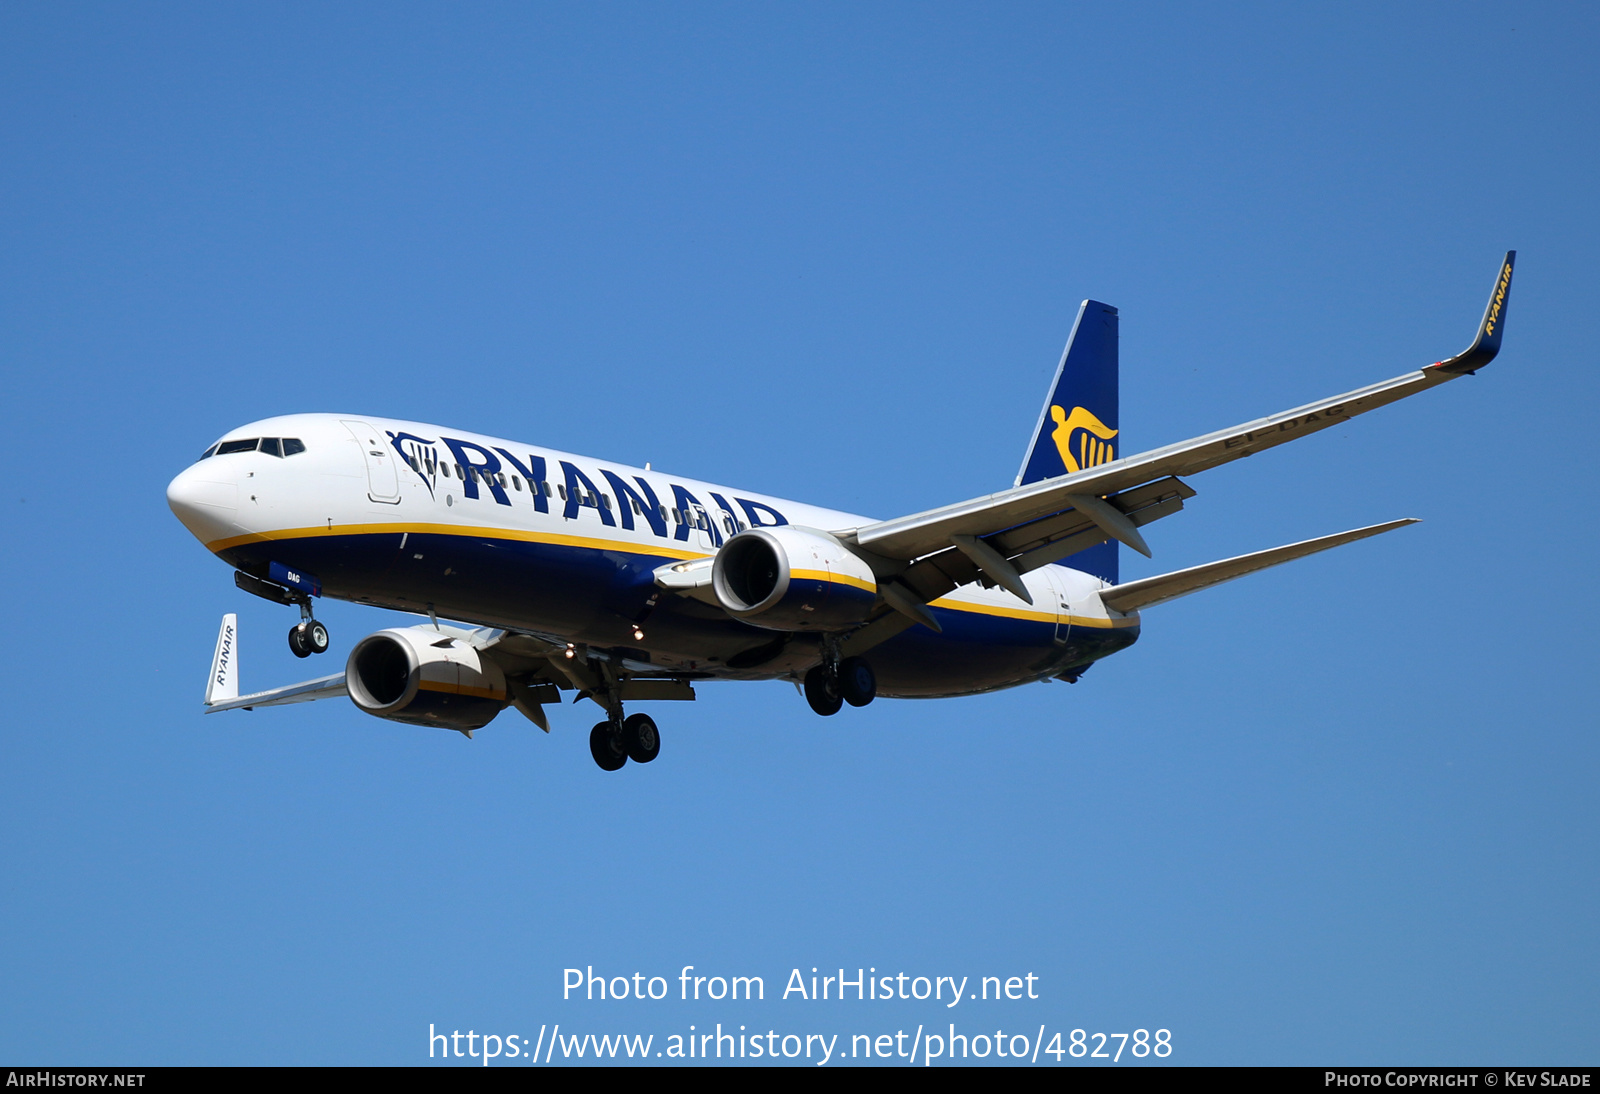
[205,614,240,707]
[1431,251,1515,375]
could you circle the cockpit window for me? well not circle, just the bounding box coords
[206,436,305,458]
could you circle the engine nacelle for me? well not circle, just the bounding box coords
[712,526,878,632]
[345,626,508,731]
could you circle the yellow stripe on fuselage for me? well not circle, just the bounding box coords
[205,521,708,561]
[211,524,1136,629]
[926,595,1135,629]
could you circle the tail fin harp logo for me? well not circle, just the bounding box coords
[1050,405,1117,474]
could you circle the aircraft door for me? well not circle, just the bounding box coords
[689,503,716,551]
[341,420,401,504]
[1042,567,1072,646]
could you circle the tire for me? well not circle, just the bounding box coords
[623,713,661,763]
[838,657,876,707]
[288,624,311,658]
[589,722,628,771]
[304,619,330,655]
[804,666,843,716]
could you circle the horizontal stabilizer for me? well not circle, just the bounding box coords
[1099,518,1419,614]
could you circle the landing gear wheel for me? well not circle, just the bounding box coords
[623,713,661,763]
[289,620,329,658]
[804,666,843,716]
[589,722,628,771]
[838,657,876,707]
[303,619,329,655]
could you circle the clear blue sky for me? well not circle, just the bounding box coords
[1,1,1595,1066]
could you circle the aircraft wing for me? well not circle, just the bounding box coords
[845,253,1513,602]
[201,612,350,712]
[822,253,1514,637]
[206,673,349,713]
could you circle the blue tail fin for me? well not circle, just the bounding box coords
[1015,299,1119,582]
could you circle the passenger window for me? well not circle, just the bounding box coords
[512,476,522,491]
[600,494,611,510]
[441,464,451,479]
[557,484,567,500]
[455,464,464,478]
[217,439,258,455]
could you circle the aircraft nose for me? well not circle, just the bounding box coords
[167,461,242,549]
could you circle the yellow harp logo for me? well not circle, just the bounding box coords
[1050,405,1117,474]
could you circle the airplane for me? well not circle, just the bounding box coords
[168,253,1515,771]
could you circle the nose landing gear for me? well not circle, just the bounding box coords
[235,569,332,658]
[286,597,329,658]
[288,618,330,658]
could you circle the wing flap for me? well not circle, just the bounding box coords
[867,476,1195,618]
[1099,519,1419,614]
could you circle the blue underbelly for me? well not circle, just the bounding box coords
[220,531,1136,697]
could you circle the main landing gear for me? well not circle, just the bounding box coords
[803,656,876,716]
[287,599,330,658]
[589,713,661,771]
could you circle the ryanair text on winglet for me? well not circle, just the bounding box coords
[1485,259,1513,337]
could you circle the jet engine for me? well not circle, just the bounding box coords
[345,626,508,731]
[712,526,879,631]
